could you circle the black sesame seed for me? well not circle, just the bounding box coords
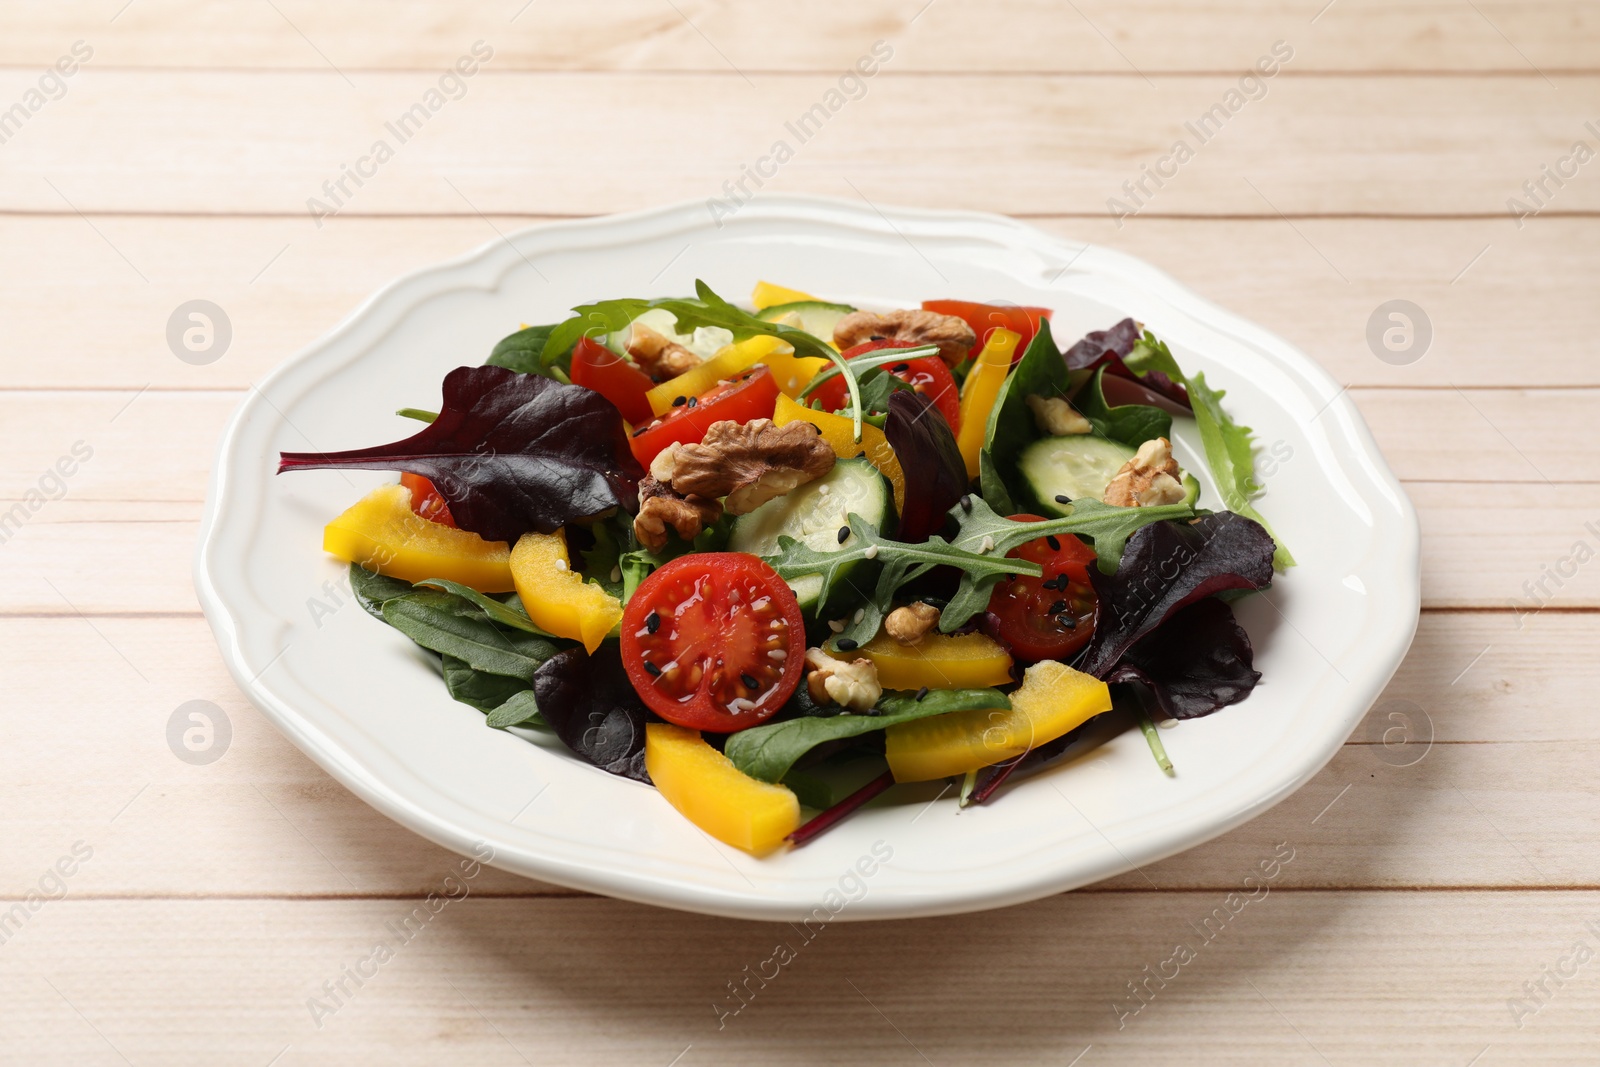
[741,673,759,690]
[893,363,911,373]
[644,661,662,676]
[837,525,851,543]
[1060,616,1078,630]
[1048,599,1068,615]
[1054,494,1071,505]
[646,611,660,634]
[671,396,687,407]
[959,494,972,512]
[631,426,649,437]
[1046,535,1061,551]
[914,686,929,702]
[812,423,824,434]
[855,451,867,458]
[836,637,859,651]
[686,396,698,408]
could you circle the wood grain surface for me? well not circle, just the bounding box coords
[1,2,1593,1064]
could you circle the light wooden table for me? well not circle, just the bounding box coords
[2,2,1596,1063]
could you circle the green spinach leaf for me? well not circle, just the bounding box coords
[485,689,544,729]
[441,655,533,714]
[349,564,417,622]
[725,688,1011,783]
[382,590,559,681]
[413,578,561,637]
[1074,366,1173,448]
[487,323,564,377]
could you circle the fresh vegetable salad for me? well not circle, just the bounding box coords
[279,281,1288,855]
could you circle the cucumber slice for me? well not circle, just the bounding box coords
[756,300,856,345]
[1022,436,1202,514]
[728,458,890,612]
[1020,435,1136,515]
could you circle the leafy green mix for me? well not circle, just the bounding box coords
[330,284,1289,815]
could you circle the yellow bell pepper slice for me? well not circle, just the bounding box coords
[323,484,513,592]
[644,335,791,416]
[645,723,801,854]
[955,327,1020,479]
[886,660,1112,783]
[856,630,1014,691]
[509,529,622,654]
[751,280,817,310]
[773,392,905,511]
[757,338,830,397]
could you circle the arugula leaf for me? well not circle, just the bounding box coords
[983,317,1071,511]
[485,689,544,729]
[538,302,653,374]
[381,591,560,681]
[1075,366,1172,448]
[797,344,941,401]
[1186,371,1294,569]
[349,563,416,622]
[765,512,1041,619]
[440,654,533,715]
[487,322,562,376]
[725,688,1011,783]
[279,365,643,544]
[938,496,1193,631]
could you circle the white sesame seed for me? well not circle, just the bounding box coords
[555,559,568,571]
[853,608,865,624]
[980,535,995,554]
[609,565,621,583]
[864,544,879,559]
[828,619,846,633]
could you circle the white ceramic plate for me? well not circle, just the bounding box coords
[195,194,1419,921]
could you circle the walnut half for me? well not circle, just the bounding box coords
[1026,394,1092,436]
[885,602,940,645]
[655,419,835,515]
[627,323,701,381]
[633,474,723,552]
[832,309,976,368]
[1103,437,1187,508]
[804,647,882,712]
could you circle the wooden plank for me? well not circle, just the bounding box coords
[0,894,1595,1063]
[1,71,1597,215]
[5,389,1600,611]
[3,0,1595,73]
[0,214,1589,391]
[1,611,1593,898]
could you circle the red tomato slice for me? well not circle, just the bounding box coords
[400,472,456,527]
[571,335,656,425]
[922,300,1053,365]
[806,339,962,433]
[628,365,780,468]
[621,553,805,732]
[984,514,1098,662]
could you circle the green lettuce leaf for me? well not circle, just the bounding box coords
[1186,371,1295,569]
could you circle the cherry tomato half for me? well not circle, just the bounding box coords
[806,339,962,433]
[571,335,656,425]
[984,514,1098,662]
[627,365,780,469]
[922,300,1053,365]
[400,472,456,527]
[621,553,805,733]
